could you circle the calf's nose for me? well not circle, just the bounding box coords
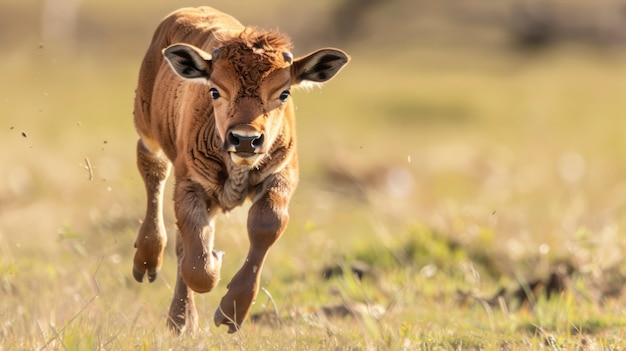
[228,132,264,153]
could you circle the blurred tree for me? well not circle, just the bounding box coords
[41,0,81,52]
[331,0,384,42]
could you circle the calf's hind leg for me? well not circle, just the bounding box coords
[167,231,198,334]
[133,139,171,283]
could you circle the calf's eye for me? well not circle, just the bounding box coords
[209,88,221,100]
[279,90,290,102]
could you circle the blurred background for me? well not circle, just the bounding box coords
[3,0,626,345]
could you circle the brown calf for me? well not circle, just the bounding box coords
[131,6,349,333]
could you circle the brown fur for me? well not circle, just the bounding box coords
[131,6,349,334]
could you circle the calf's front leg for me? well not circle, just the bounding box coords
[214,175,292,333]
[167,178,224,332]
[174,179,224,294]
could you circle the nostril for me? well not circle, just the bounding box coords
[252,134,264,148]
[228,132,240,147]
[228,131,263,153]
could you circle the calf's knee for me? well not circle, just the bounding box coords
[181,250,224,293]
[247,203,289,250]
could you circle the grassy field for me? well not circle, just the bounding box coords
[3,0,626,349]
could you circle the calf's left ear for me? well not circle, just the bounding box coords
[292,48,350,85]
[163,44,213,82]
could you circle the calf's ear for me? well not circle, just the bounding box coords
[292,48,350,86]
[163,44,213,82]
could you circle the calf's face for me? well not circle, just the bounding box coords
[163,42,349,167]
[207,47,293,168]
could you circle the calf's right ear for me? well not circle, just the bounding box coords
[163,44,213,82]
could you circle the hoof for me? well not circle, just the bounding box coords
[132,266,158,283]
[167,314,189,335]
[166,317,184,335]
[214,307,239,334]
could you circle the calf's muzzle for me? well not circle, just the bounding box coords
[227,131,265,154]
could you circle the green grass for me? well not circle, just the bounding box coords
[3,1,626,349]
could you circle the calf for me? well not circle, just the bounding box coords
[131,6,349,333]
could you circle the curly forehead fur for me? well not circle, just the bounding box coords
[213,28,293,97]
[229,27,292,52]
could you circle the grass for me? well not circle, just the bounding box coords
[3,0,626,349]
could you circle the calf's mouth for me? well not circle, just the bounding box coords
[229,151,264,167]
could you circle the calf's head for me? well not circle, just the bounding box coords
[163,30,350,167]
